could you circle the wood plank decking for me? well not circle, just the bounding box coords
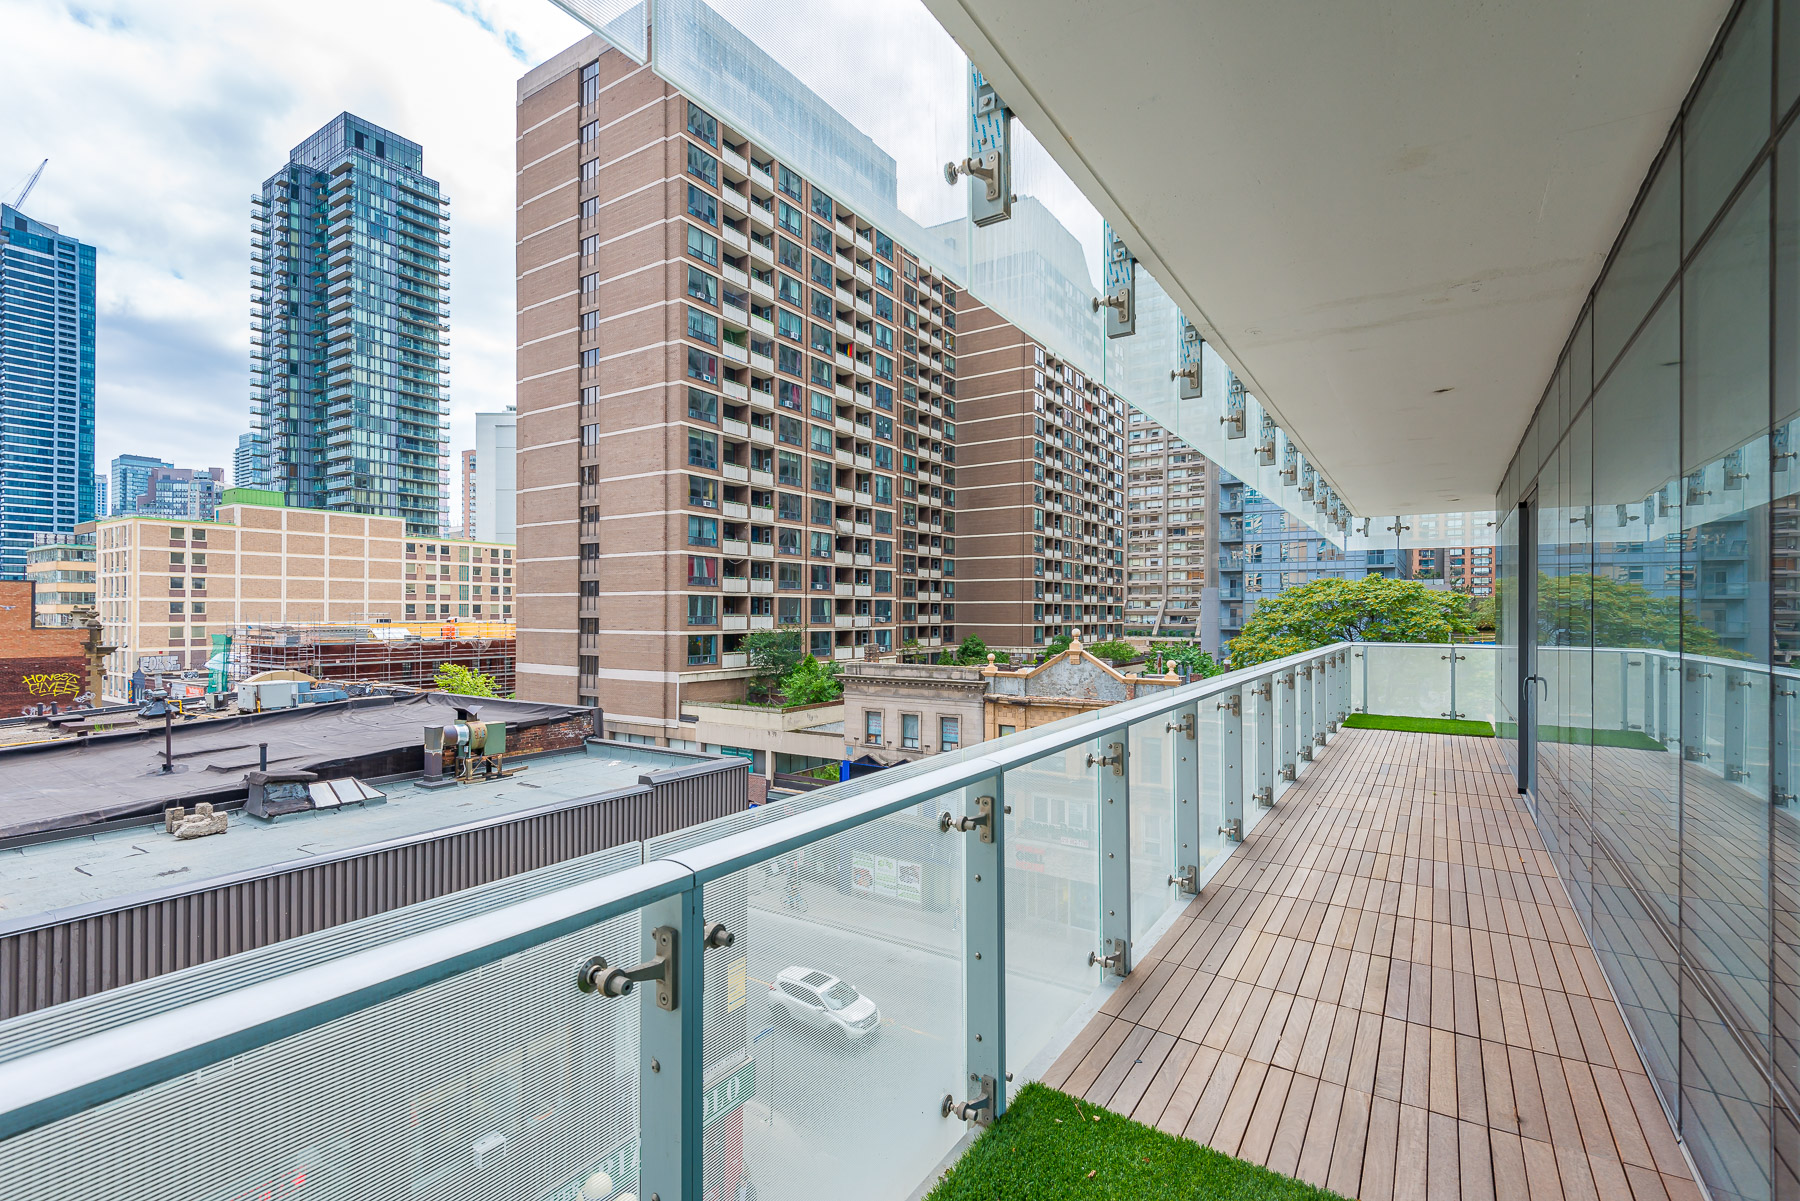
[1040,727,1699,1201]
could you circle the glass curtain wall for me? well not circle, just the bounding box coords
[1494,2,1800,1196]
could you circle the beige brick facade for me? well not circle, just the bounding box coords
[95,502,514,699]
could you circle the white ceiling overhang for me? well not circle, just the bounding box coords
[921,0,1732,513]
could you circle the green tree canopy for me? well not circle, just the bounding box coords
[1531,573,1732,657]
[1042,633,1074,660]
[434,662,500,698]
[780,654,842,705]
[1227,576,1476,667]
[1148,641,1225,678]
[951,634,991,666]
[742,628,805,680]
[1085,639,1139,665]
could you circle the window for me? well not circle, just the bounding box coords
[777,310,803,342]
[811,458,834,493]
[581,119,599,143]
[687,184,717,227]
[778,274,803,307]
[687,388,717,423]
[811,323,833,354]
[686,143,718,186]
[778,527,801,556]
[687,307,719,346]
[686,347,719,385]
[810,531,833,559]
[777,450,802,486]
[581,234,600,257]
[778,164,802,200]
[779,380,804,411]
[687,429,717,469]
[939,716,960,751]
[811,256,834,287]
[686,225,718,266]
[809,425,833,453]
[581,157,600,180]
[998,724,1016,738]
[865,711,884,745]
[777,201,803,237]
[687,556,718,587]
[687,594,718,626]
[901,713,920,750]
[778,492,803,521]
[686,101,717,146]
[688,475,718,508]
[687,634,718,665]
[686,266,718,306]
[778,237,804,272]
[581,272,600,293]
[811,189,833,221]
[580,60,600,104]
[811,222,833,254]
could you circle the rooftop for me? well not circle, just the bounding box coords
[0,692,592,840]
[0,738,704,932]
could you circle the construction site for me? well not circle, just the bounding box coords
[231,622,516,695]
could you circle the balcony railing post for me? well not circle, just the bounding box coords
[1170,702,1201,885]
[1722,668,1748,784]
[636,883,705,1201]
[1311,658,1328,751]
[1339,648,1352,724]
[1324,651,1340,732]
[1253,677,1275,807]
[1297,662,1314,762]
[1358,646,1369,714]
[1682,663,1709,764]
[1279,668,1298,778]
[1777,679,1795,808]
[1094,736,1132,976]
[964,775,1007,1117]
[1659,656,1679,748]
[1446,641,1457,720]
[1218,686,1245,839]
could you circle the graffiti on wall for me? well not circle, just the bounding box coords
[2,656,90,715]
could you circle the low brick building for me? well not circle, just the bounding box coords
[0,579,90,714]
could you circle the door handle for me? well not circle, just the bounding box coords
[1524,674,1547,698]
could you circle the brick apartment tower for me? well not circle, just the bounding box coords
[955,298,1126,654]
[516,37,963,734]
[1123,409,1216,637]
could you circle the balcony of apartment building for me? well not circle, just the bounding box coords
[0,641,1704,1201]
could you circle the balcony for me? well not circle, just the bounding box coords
[0,641,1695,1201]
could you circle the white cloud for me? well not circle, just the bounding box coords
[1,0,589,487]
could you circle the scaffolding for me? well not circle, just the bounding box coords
[233,623,516,694]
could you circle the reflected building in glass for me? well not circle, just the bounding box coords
[1493,2,1800,1196]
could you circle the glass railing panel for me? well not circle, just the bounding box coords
[1004,743,1099,1079]
[550,0,649,62]
[706,798,965,1201]
[0,902,648,1201]
[1128,717,1178,945]
[1361,643,1452,719]
[1456,645,1498,723]
[0,841,646,1061]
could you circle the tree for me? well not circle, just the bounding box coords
[1085,639,1139,665]
[1042,633,1074,661]
[951,634,990,666]
[1149,641,1225,678]
[780,654,842,704]
[435,662,500,698]
[1227,576,1476,667]
[742,628,804,701]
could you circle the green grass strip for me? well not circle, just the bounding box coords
[924,1082,1346,1201]
[1342,713,1495,737]
[1494,722,1666,751]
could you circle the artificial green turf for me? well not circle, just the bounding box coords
[1495,722,1666,751]
[923,1082,1346,1201]
[1342,712,1495,738]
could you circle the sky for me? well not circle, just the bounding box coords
[1,0,590,487]
[1,0,1109,504]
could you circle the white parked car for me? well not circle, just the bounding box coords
[766,966,881,1042]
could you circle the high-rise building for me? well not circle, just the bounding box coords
[0,202,96,579]
[250,113,450,535]
[1213,470,1397,650]
[25,529,96,628]
[459,447,476,538]
[233,431,268,488]
[474,408,516,544]
[515,36,960,733]
[134,466,226,522]
[1399,545,1494,596]
[93,473,106,521]
[956,300,1126,653]
[109,454,170,517]
[1124,408,1216,638]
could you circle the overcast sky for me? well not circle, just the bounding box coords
[3,0,1107,497]
[2,0,589,485]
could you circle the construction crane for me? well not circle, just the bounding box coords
[9,159,47,212]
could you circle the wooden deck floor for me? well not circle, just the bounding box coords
[1040,727,1700,1201]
